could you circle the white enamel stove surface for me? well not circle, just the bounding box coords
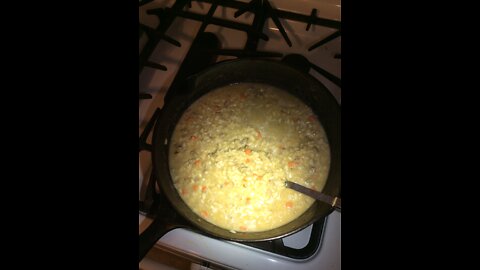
[139,0,340,269]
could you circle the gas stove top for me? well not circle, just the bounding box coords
[139,0,340,269]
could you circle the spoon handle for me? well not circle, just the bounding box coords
[285,181,341,212]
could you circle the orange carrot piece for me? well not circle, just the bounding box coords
[245,149,252,155]
[285,201,294,208]
[181,187,188,196]
[201,185,207,192]
[239,225,247,231]
[288,161,298,168]
[193,184,199,191]
[194,160,201,167]
[201,210,209,218]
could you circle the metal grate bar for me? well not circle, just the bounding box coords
[196,0,341,29]
[139,108,162,152]
[166,8,269,41]
[308,30,341,51]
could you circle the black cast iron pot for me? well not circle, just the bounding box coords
[139,59,341,261]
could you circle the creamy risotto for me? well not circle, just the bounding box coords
[169,83,330,232]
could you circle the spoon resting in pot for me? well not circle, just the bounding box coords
[285,181,341,212]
